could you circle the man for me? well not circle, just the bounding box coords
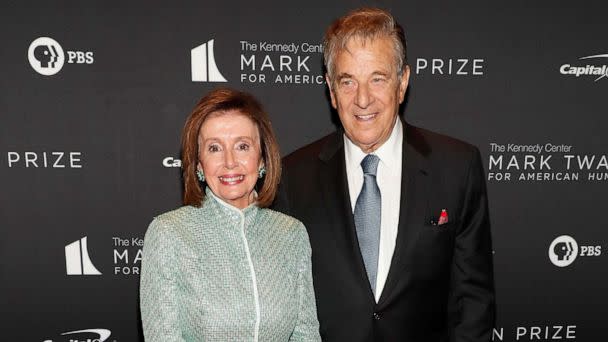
[275,7,495,341]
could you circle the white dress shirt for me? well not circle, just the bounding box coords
[344,118,403,302]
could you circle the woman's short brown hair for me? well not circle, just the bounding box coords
[181,88,281,208]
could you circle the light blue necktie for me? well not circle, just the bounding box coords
[354,154,381,295]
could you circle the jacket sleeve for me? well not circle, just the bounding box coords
[140,218,186,342]
[450,147,496,342]
[289,223,322,342]
[272,162,292,215]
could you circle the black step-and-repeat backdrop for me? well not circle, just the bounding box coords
[2,1,607,341]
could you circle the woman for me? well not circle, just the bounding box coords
[140,88,321,341]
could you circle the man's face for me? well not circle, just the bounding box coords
[328,36,409,153]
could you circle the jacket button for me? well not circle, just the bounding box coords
[373,312,380,320]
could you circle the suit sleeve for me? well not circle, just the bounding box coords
[140,218,186,342]
[289,223,322,342]
[272,162,292,214]
[450,147,496,342]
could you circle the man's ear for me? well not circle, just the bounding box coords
[398,65,410,104]
[326,74,338,109]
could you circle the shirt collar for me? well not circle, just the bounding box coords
[343,117,403,170]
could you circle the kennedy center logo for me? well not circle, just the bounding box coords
[191,39,227,82]
[65,236,102,275]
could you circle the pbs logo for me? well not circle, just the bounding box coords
[28,37,65,75]
[28,36,94,76]
[548,235,578,267]
[548,235,602,267]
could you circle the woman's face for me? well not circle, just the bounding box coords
[198,110,263,209]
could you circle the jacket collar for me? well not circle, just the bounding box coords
[318,119,430,173]
[203,187,260,227]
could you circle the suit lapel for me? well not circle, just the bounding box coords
[377,122,431,309]
[318,132,376,302]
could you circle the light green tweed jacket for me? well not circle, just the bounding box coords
[140,189,321,342]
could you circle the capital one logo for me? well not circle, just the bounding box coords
[65,237,102,275]
[548,235,578,267]
[28,37,65,76]
[559,54,608,82]
[43,328,112,342]
[162,156,182,168]
[191,39,227,82]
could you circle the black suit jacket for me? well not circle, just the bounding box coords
[274,122,495,342]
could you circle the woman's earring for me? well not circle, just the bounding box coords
[258,166,266,179]
[196,169,205,182]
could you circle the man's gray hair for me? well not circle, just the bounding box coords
[323,7,408,83]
